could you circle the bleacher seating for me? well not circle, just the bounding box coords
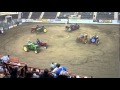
[31,12,42,19]
[0,15,7,21]
[97,12,114,20]
[58,12,74,19]
[11,14,18,19]
[42,12,57,19]
[0,54,93,78]
[22,12,30,19]
[80,12,93,19]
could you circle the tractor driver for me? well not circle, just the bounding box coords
[36,38,41,45]
[41,26,44,30]
[36,25,40,30]
[27,40,33,45]
[83,34,88,44]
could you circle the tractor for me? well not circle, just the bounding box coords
[31,26,47,33]
[89,35,100,46]
[76,34,100,45]
[23,41,40,54]
[66,24,80,32]
[36,39,47,49]
[76,34,88,44]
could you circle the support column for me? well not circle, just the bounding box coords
[93,12,97,20]
[18,12,22,19]
[28,12,33,19]
[56,12,61,18]
[114,12,118,20]
[39,12,45,19]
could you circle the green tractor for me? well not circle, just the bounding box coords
[23,41,40,54]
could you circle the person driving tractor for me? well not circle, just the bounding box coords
[36,38,41,45]
[83,34,88,44]
[27,40,34,45]
[90,35,99,43]
[36,25,40,30]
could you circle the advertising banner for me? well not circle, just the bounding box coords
[25,19,34,22]
[69,19,93,23]
[99,20,112,23]
[42,19,49,22]
[49,19,68,23]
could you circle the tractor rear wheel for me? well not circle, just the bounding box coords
[44,28,47,33]
[23,45,29,52]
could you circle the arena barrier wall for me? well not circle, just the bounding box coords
[21,19,120,25]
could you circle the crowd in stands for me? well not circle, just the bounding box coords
[0,55,93,78]
[97,12,114,20]
[57,12,74,19]
[42,12,57,19]
[31,12,42,19]
[81,12,93,19]
[0,12,118,22]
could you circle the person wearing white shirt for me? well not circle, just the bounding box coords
[0,55,10,63]
[52,63,61,73]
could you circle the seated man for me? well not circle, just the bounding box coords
[36,38,41,45]
[90,35,98,43]
[39,68,54,78]
[0,55,10,64]
[50,62,57,71]
[83,34,88,44]
[78,34,84,42]
[80,34,84,38]
[36,25,40,30]
[27,40,32,45]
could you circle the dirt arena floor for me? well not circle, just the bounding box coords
[0,23,119,78]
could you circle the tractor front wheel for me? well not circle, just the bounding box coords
[23,45,29,52]
[35,50,38,54]
[35,48,40,54]
[44,28,47,33]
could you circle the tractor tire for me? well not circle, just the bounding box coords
[44,28,47,33]
[68,28,71,31]
[23,45,29,52]
[35,48,40,54]
[96,40,100,46]
[35,50,38,54]
[44,45,47,49]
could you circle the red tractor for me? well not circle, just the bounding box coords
[36,39,47,49]
[66,24,80,32]
[31,26,47,33]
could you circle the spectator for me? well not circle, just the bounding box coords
[52,63,61,73]
[25,71,33,78]
[56,66,67,76]
[0,66,4,73]
[0,55,10,63]
[10,67,19,78]
[50,62,57,71]
[39,68,54,78]
[32,68,39,78]
[59,70,70,78]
